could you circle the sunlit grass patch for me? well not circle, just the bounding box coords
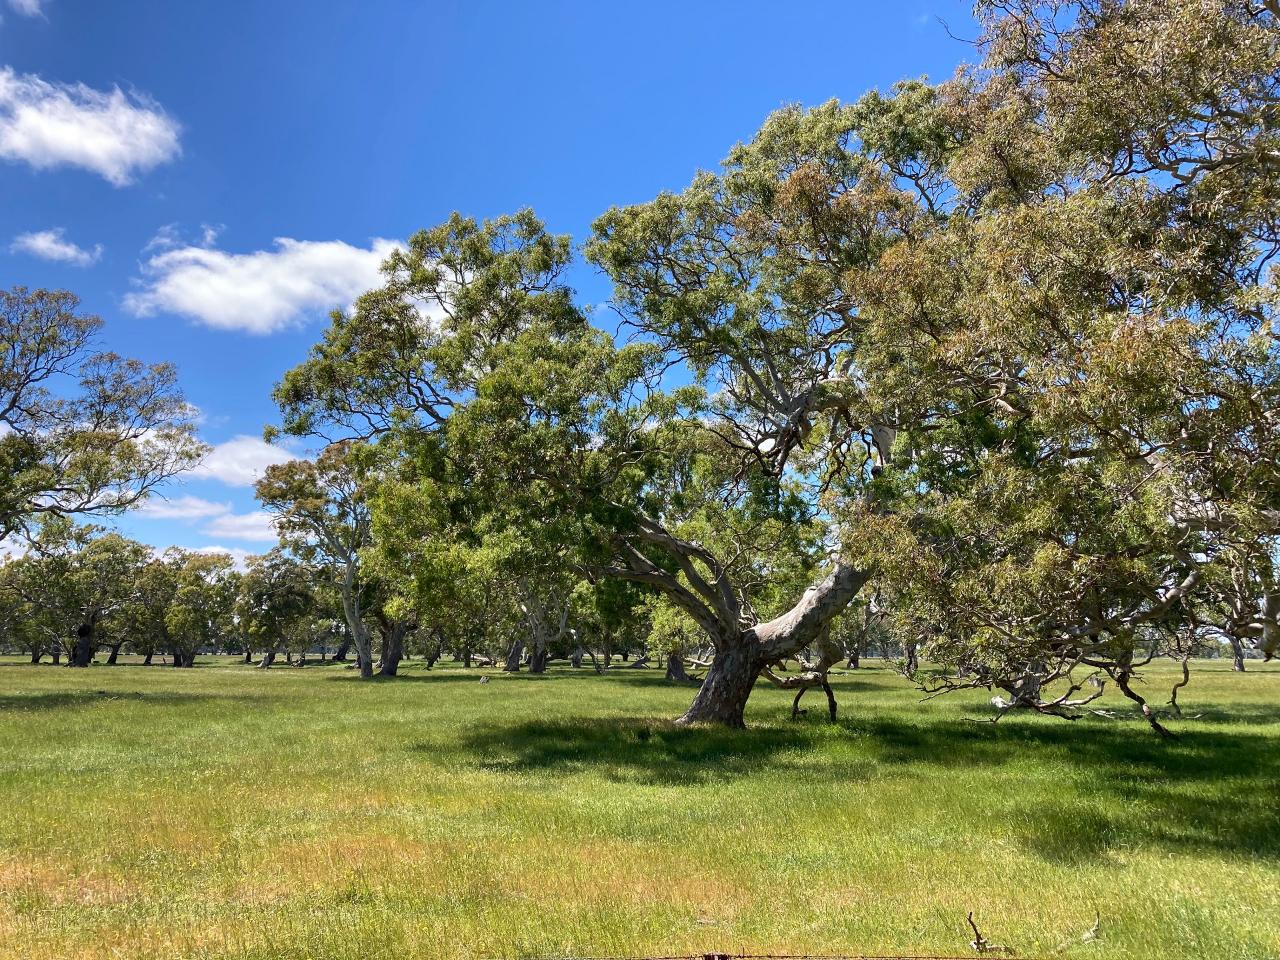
[0,657,1276,959]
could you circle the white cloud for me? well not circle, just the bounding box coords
[136,494,230,521]
[0,536,27,560]
[0,67,181,186]
[202,510,278,543]
[10,227,102,266]
[124,236,399,334]
[190,435,297,487]
[143,223,182,253]
[8,0,46,17]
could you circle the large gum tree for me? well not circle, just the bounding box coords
[274,0,1279,728]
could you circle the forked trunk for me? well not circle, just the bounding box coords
[378,624,406,677]
[676,562,869,727]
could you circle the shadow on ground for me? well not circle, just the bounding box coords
[448,707,1280,864]
[0,690,259,712]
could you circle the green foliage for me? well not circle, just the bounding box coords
[0,287,205,542]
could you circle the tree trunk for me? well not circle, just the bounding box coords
[1230,636,1246,672]
[258,651,277,669]
[571,646,584,669]
[106,641,123,665]
[333,636,351,662]
[51,648,61,665]
[528,645,550,674]
[665,652,695,682]
[677,644,762,727]
[676,562,869,726]
[504,638,524,672]
[378,624,406,677]
[29,649,41,664]
[70,623,95,668]
[143,651,153,665]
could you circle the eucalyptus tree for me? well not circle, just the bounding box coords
[164,551,237,667]
[1,521,151,666]
[272,0,1279,729]
[113,556,181,665]
[0,287,205,542]
[235,549,317,668]
[809,0,1280,734]
[256,442,379,677]
[273,212,874,725]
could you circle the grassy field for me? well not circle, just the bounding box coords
[0,657,1276,960]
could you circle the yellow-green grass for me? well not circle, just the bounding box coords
[0,657,1276,959]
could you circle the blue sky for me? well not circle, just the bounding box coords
[1,0,973,562]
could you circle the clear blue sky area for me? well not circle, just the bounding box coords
[1,0,974,558]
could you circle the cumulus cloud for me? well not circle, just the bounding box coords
[0,67,181,185]
[8,0,47,17]
[189,435,297,487]
[136,494,230,521]
[10,227,102,266]
[202,510,278,543]
[139,492,277,544]
[124,236,400,334]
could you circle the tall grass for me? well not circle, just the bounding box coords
[0,657,1276,959]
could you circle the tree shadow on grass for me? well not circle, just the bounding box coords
[448,708,1280,864]
[442,716,837,787]
[0,690,258,712]
[850,712,1280,862]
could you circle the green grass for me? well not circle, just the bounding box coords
[0,657,1277,959]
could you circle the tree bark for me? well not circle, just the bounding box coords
[70,622,95,668]
[503,638,524,672]
[106,641,123,665]
[528,645,550,673]
[677,643,762,727]
[665,652,696,682]
[143,651,153,666]
[677,562,869,726]
[378,623,406,677]
[258,650,277,669]
[29,649,41,664]
[1230,635,1247,672]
